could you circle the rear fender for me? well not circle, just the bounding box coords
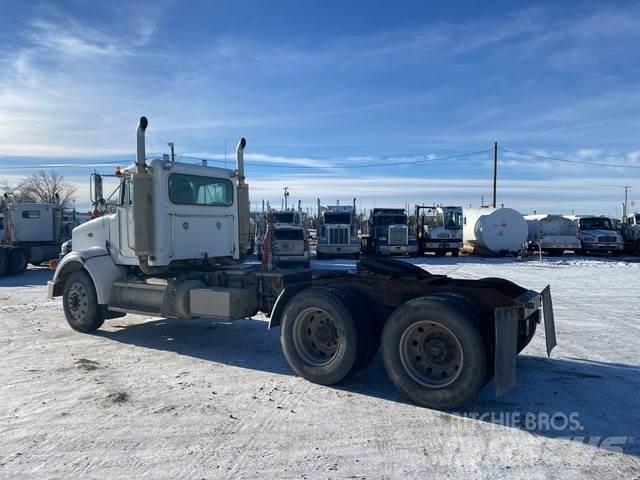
[268,284,309,329]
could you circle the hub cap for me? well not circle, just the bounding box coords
[399,320,463,388]
[292,308,340,366]
[68,282,89,322]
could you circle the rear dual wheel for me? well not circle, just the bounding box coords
[280,286,378,385]
[381,296,487,410]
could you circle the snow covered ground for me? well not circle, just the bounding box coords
[1,256,639,479]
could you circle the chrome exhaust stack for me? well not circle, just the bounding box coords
[132,116,156,267]
[236,137,250,260]
[136,116,148,173]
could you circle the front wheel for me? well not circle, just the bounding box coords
[381,296,487,410]
[62,270,104,332]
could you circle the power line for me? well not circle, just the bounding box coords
[177,149,492,170]
[500,147,640,170]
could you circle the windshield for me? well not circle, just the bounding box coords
[439,211,462,230]
[375,215,407,226]
[273,212,295,224]
[324,213,351,224]
[274,228,304,240]
[579,217,613,230]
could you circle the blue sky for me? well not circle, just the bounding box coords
[1,1,639,214]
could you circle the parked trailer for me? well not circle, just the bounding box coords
[524,214,581,255]
[316,199,360,259]
[48,116,556,410]
[463,207,528,256]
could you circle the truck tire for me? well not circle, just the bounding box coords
[635,239,640,256]
[280,287,360,385]
[324,286,380,373]
[451,250,459,257]
[62,270,105,332]
[8,249,27,275]
[380,296,487,410]
[0,250,7,277]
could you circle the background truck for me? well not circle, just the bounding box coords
[316,200,360,259]
[570,215,624,255]
[0,200,79,276]
[47,116,556,411]
[619,213,640,255]
[525,214,581,256]
[415,205,462,256]
[359,208,418,256]
[263,210,310,268]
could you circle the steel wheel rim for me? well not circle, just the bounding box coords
[292,307,340,366]
[68,282,89,322]
[399,320,463,388]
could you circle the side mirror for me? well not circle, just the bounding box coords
[90,173,104,206]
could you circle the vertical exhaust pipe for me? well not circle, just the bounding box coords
[136,116,148,173]
[236,137,250,260]
[236,137,247,183]
[317,198,321,218]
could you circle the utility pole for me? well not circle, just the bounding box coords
[283,186,289,210]
[492,142,498,208]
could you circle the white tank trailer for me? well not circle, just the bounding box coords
[463,207,528,255]
[524,214,580,255]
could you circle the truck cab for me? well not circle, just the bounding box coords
[415,205,462,256]
[268,210,310,267]
[316,201,360,259]
[620,213,640,255]
[574,216,624,254]
[360,208,418,256]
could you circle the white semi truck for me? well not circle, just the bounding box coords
[569,215,624,255]
[0,200,79,276]
[620,213,640,255]
[47,116,557,410]
[316,200,360,259]
[415,205,463,256]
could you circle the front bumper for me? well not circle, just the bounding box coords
[493,286,556,396]
[584,243,624,250]
[378,245,418,255]
[424,242,461,250]
[317,244,360,255]
[273,253,310,264]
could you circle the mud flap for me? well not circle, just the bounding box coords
[541,285,557,357]
[494,306,521,396]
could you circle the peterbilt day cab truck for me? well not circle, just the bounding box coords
[316,200,360,259]
[359,208,418,256]
[48,116,556,410]
[415,205,463,256]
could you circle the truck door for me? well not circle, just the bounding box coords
[117,179,137,260]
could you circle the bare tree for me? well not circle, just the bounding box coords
[17,170,77,207]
